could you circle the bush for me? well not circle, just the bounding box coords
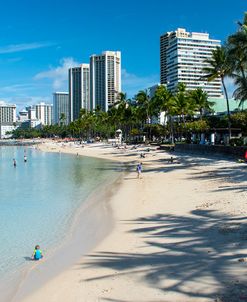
[229,137,244,146]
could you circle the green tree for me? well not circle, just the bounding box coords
[188,88,214,119]
[227,12,247,108]
[135,90,153,125]
[135,90,156,140]
[203,46,232,139]
[59,113,66,126]
[173,83,195,123]
[152,85,175,142]
[152,85,173,114]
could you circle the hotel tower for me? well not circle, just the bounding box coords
[160,28,223,97]
[69,64,90,121]
[90,51,121,112]
[53,92,69,125]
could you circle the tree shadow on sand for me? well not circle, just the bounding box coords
[186,163,247,194]
[80,210,247,301]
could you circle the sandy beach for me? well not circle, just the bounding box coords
[13,141,247,302]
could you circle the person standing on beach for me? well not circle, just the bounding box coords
[136,162,142,178]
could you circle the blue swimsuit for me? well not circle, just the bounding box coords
[34,249,42,260]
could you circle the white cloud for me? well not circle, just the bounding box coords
[121,69,159,98]
[0,42,53,54]
[0,84,37,93]
[34,57,80,91]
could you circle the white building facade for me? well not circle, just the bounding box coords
[69,64,90,122]
[160,28,223,97]
[90,51,121,112]
[0,101,16,124]
[35,102,53,125]
[18,109,29,122]
[27,107,36,120]
[0,101,17,138]
[53,92,69,125]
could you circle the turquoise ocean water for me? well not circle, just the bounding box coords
[0,146,119,283]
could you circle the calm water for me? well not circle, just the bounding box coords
[0,146,119,281]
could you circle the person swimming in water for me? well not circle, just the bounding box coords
[24,155,27,162]
[31,245,43,260]
[13,159,17,167]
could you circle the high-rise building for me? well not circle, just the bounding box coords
[69,64,90,121]
[160,28,223,97]
[0,101,16,124]
[35,102,53,125]
[0,101,17,138]
[53,92,69,125]
[90,51,121,112]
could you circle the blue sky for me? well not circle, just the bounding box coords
[0,0,245,111]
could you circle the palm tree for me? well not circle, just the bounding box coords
[59,113,66,126]
[135,90,153,125]
[227,12,247,108]
[153,85,175,142]
[188,88,214,119]
[203,46,232,139]
[232,75,247,108]
[173,83,194,123]
[172,83,196,141]
[152,85,173,114]
[135,90,155,140]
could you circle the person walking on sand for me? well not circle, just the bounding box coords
[136,162,142,179]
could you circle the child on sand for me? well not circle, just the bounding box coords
[32,245,43,260]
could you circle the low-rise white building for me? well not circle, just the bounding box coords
[26,103,53,126]
[18,109,29,122]
[0,124,17,138]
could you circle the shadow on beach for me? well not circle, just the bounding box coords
[90,147,247,194]
[77,152,247,302]
[23,256,33,261]
[80,210,247,301]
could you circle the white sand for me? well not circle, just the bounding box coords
[12,141,247,302]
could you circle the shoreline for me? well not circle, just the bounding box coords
[8,140,247,302]
[12,169,125,302]
[1,144,126,302]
